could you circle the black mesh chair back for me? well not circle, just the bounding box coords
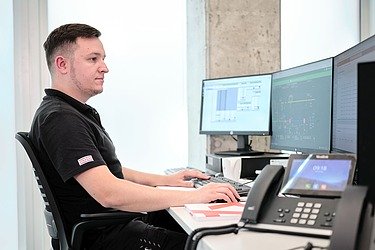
[16,132,69,249]
[16,131,144,250]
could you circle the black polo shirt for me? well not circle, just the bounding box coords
[29,88,124,239]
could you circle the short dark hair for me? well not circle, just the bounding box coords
[43,23,101,70]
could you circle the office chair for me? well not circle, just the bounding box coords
[15,132,143,250]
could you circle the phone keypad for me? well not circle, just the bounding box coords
[274,201,335,228]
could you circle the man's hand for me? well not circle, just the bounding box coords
[195,182,240,203]
[167,169,210,187]
[164,169,240,203]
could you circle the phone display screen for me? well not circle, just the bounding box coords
[280,154,356,197]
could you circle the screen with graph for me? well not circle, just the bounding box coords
[271,58,333,153]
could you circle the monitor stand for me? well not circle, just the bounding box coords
[214,135,264,156]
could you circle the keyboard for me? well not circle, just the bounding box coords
[164,167,192,175]
[164,167,252,197]
[192,176,251,197]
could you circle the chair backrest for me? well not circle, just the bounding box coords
[16,132,70,250]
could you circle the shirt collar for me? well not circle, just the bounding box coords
[44,88,93,113]
[44,89,103,127]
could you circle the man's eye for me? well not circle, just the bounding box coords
[89,57,97,62]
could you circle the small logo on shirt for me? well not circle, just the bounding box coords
[77,155,94,166]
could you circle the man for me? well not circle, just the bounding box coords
[29,23,240,249]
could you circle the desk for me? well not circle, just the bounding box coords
[167,206,330,250]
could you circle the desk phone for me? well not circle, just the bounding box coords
[240,153,356,237]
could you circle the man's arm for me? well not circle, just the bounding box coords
[122,167,209,187]
[75,165,240,212]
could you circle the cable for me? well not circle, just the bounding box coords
[185,220,330,250]
[185,224,237,250]
[229,135,253,148]
[230,135,238,142]
[287,242,329,250]
[305,242,314,250]
[190,226,238,250]
[184,223,238,250]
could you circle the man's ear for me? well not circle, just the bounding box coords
[55,56,69,74]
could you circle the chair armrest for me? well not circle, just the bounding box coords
[71,211,145,249]
[80,210,146,219]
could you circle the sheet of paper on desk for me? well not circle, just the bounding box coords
[184,202,245,221]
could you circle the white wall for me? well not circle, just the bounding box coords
[47,0,188,173]
[12,0,50,249]
[187,0,207,170]
[0,1,18,249]
[281,0,360,69]
[371,0,375,35]
[362,0,375,39]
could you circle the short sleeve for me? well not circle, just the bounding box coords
[39,110,107,182]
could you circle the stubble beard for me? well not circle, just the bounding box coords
[70,65,103,99]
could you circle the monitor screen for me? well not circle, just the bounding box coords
[271,58,333,153]
[280,154,356,197]
[199,74,272,155]
[331,35,375,154]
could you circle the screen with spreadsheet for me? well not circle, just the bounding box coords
[200,74,272,135]
[331,34,375,154]
[199,74,272,155]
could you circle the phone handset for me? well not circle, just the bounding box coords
[329,185,370,250]
[240,164,285,224]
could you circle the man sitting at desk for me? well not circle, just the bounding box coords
[29,23,240,250]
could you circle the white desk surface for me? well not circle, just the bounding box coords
[167,206,330,250]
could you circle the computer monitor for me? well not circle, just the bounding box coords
[199,73,272,156]
[331,34,375,154]
[357,61,375,204]
[270,57,333,153]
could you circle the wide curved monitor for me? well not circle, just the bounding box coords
[199,73,272,156]
[271,58,333,153]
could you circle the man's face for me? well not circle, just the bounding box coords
[69,37,109,100]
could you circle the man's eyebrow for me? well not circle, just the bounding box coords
[87,52,106,58]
